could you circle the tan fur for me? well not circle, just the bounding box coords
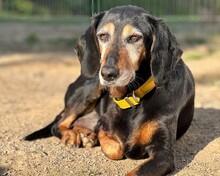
[109,86,127,99]
[98,130,124,160]
[58,114,76,130]
[98,22,115,55]
[122,24,135,38]
[99,22,115,36]
[129,121,159,146]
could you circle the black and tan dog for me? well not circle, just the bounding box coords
[25,6,195,176]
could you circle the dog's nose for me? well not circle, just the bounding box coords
[101,66,119,81]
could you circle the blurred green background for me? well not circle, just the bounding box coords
[0,0,219,57]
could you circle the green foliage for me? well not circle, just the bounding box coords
[31,0,90,15]
[1,0,218,16]
[25,32,39,44]
[14,0,33,14]
[3,0,34,15]
[185,36,207,45]
[217,0,220,15]
[186,53,207,60]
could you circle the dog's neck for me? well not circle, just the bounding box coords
[109,59,152,99]
[109,86,127,99]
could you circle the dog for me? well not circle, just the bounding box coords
[25,5,195,176]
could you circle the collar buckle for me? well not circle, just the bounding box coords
[113,92,141,109]
[113,76,155,109]
[124,91,140,108]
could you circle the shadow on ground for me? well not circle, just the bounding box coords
[172,107,220,174]
[0,166,8,176]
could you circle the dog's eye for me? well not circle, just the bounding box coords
[98,33,109,42]
[128,35,142,43]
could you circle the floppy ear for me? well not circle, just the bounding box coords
[74,12,105,79]
[149,17,183,87]
[74,35,86,63]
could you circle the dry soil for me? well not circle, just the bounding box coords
[0,49,220,176]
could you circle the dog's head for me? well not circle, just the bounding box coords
[75,5,182,88]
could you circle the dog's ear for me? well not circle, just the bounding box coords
[75,35,86,63]
[147,16,183,87]
[74,12,105,79]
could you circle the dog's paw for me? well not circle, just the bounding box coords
[80,132,98,148]
[98,130,124,160]
[61,126,98,148]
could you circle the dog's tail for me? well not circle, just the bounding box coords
[24,111,64,141]
[23,122,54,141]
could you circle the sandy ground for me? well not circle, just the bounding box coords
[0,49,220,176]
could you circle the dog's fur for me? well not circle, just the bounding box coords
[25,6,195,176]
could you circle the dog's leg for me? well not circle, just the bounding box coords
[50,75,103,146]
[25,75,103,144]
[126,149,174,176]
[125,120,175,176]
[59,111,99,148]
[52,110,99,147]
[98,129,124,160]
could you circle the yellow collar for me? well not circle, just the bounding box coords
[113,76,155,109]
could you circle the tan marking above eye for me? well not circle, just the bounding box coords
[97,23,115,61]
[122,24,133,38]
[97,22,115,38]
[122,24,142,39]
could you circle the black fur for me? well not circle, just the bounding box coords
[79,12,105,79]
[24,5,195,176]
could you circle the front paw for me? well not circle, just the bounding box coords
[61,126,98,148]
[98,130,124,160]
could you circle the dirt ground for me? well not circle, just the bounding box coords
[0,48,220,176]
